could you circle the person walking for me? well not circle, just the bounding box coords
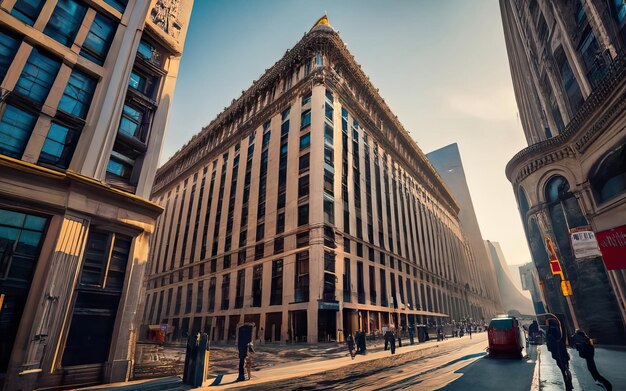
[384,329,396,355]
[546,320,573,391]
[244,343,255,380]
[346,333,356,359]
[468,325,472,340]
[571,329,612,391]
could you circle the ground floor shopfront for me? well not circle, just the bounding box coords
[0,158,161,390]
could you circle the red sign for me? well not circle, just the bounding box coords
[596,225,626,270]
[550,260,562,274]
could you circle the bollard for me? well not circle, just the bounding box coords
[183,332,210,387]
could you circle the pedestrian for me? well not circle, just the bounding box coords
[384,329,396,354]
[409,324,415,345]
[459,327,464,338]
[397,327,402,348]
[571,329,612,391]
[468,325,472,340]
[244,343,255,380]
[357,331,367,354]
[546,320,573,391]
[346,333,356,359]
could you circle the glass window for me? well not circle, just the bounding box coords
[301,92,311,106]
[38,122,79,169]
[0,105,38,158]
[106,150,134,180]
[58,69,97,119]
[118,103,146,141]
[128,70,156,98]
[11,0,45,26]
[137,40,159,64]
[590,142,626,203]
[0,30,20,83]
[80,13,117,65]
[299,133,310,149]
[15,48,61,104]
[298,175,309,198]
[323,194,334,225]
[298,204,309,226]
[301,109,311,129]
[104,0,127,13]
[43,0,87,47]
[299,153,310,173]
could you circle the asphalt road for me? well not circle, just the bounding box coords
[235,333,538,391]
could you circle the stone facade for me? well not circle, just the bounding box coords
[0,1,193,389]
[143,18,500,347]
[500,0,626,343]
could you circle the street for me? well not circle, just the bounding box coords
[230,333,537,390]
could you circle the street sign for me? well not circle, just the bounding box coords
[561,280,573,296]
[596,225,626,270]
[570,226,602,259]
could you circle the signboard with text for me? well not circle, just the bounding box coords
[596,225,626,270]
[569,226,602,259]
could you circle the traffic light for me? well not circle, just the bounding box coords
[545,237,564,279]
[561,280,573,296]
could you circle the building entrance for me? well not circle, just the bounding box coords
[288,310,307,343]
[317,309,337,342]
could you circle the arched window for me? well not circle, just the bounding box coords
[589,142,626,204]
[544,175,587,228]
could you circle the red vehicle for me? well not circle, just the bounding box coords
[487,316,525,358]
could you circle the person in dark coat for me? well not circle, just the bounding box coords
[408,324,415,345]
[571,329,612,391]
[346,333,356,359]
[546,320,573,391]
[357,331,366,354]
[384,330,396,354]
[397,327,402,348]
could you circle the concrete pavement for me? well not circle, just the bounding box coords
[538,344,626,390]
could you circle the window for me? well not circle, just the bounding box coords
[270,259,283,305]
[252,265,262,307]
[578,29,607,88]
[274,236,284,253]
[221,274,230,310]
[118,103,147,141]
[184,283,193,313]
[590,142,626,203]
[44,0,87,47]
[323,194,334,225]
[301,109,311,129]
[11,0,45,26]
[276,212,285,233]
[357,261,365,304]
[207,277,216,312]
[298,204,309,226]
[295,251,309,302]
[343,258,351,302]
[0,105,38,158]
[554,47,583,114]
[235,270,245,308]
[129,70,157,98]
[299,153,310,173]
[107,150,134,180]
[104,0,128,13]
[15,48,61,104]
[62,230,130,366]
[300,133,311,149]
[0,30,20,82]
[298,175,309,198]
[58,69,97,119]
[302,92,311,106]
[80,13,117,65]
[38,122,80,169]
[325,103,334,122]
[296,232,309,248]
[315,52,323,67]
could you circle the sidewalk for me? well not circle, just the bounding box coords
[537,344,626,390]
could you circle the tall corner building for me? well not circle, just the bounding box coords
[426,143,502,313]
[0,0,193,389]
[500,0,626,343]
[144,16,500,346]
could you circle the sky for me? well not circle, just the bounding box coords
[161,0,532,266]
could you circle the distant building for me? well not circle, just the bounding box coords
[519,262,546,315]
[427,143,503,316]
[500,0,626,343]
[0,1,193,389]
[143,17,500,346]
[485,240,535,315]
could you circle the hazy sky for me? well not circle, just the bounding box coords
[161,0,532,266]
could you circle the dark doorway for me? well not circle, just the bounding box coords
[288,310,307,342]
[317,309,337,342]
[265,312,282,342]
[228,315,240,341]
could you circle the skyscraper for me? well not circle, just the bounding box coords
[144,16,500,346]
[500,0,626,343]
[0,1,193,389]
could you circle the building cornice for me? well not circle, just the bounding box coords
[506,55,626,184]
[155,28,459,215]
[0,155,164,217]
